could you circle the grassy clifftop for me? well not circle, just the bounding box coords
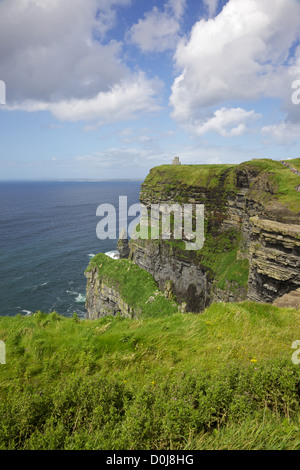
[86,253,179,317]
[141,158,300,213]
[0,302,299,450]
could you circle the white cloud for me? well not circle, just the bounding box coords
[261,121,300,145]
[0,0,129,101]
[127,0,186,52]
[8,72,162,123]
[0,0,163,122]
[170,0,300,135]
[190,107,260,137]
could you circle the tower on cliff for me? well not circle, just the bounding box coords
[172,156,181,165]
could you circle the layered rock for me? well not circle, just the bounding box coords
[117,227,130,259]
[129,238,211,312]
[85,267,134,319]
[248,217,300,302]
[85,159,300,317]
[128,160,300,311]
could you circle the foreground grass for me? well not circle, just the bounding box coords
[0,302,300,450]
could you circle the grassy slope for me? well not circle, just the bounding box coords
[0,158,299,449]
[0,302,299,449]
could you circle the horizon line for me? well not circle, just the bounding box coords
[0,178,144,183]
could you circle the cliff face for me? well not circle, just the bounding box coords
[84,253,179,320]
[248,217,300,302]
[85,267,135,319]
[129,238,211,312]
[128,159,300,312]
[85,158,300,318]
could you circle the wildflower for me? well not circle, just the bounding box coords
[250,358,257,363]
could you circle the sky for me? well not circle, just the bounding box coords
[0,0,300,181]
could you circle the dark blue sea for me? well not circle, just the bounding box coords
[0,181,142,317]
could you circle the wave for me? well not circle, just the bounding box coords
[75,294,86,303]
[22,310,32,316]
[67,289,86,304]
[105,250,120,259]
[32,281,49,290]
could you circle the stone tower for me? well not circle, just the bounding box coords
[172,156,181,165]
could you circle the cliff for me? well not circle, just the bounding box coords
[85,252,179,319]
[85,158,300,318]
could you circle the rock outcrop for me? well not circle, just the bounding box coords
[127,159,300,312]
[84,253,180,320]
[85,267,134,319]
[85,158,300,317]
[273,288,300,309]
[129,238,211,312]
[117,227,130,259]
[248,217,300,303]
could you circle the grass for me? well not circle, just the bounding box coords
[86,253,179,317]
[141,158,300,213]
[243,158,300,212]
[0,302,299,449]
[142,163,236,189]
[195,228,249,290]
[135,157,300,300]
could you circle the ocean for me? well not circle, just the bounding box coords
[0,181,142,318]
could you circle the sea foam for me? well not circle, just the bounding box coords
[105,250,120,259]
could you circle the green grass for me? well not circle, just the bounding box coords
[243,158,300,212]
[143,163,236,189]
[289,158,300,172]
[0,302,299,449]
[195,228,249,290]
[142,158,300,213]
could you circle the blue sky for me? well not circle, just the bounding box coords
[0,0,300,180]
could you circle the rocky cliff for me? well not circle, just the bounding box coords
[85,158,300,318]
[85,267,135,319]
[84,252,179,319]
[248,216,300,302]
[127,159,300,312]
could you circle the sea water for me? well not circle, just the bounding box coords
[0,181,141,317]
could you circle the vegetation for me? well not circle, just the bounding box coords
[0,158,299,450]
[142,163,236,190]
[137,157,300,298]
[86,253,179,317]
[196,229,249,290]
[142,158,300,212]
[0,301,300,450]
[161,228,249,291]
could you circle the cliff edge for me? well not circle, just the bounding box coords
[85,158,300,318]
